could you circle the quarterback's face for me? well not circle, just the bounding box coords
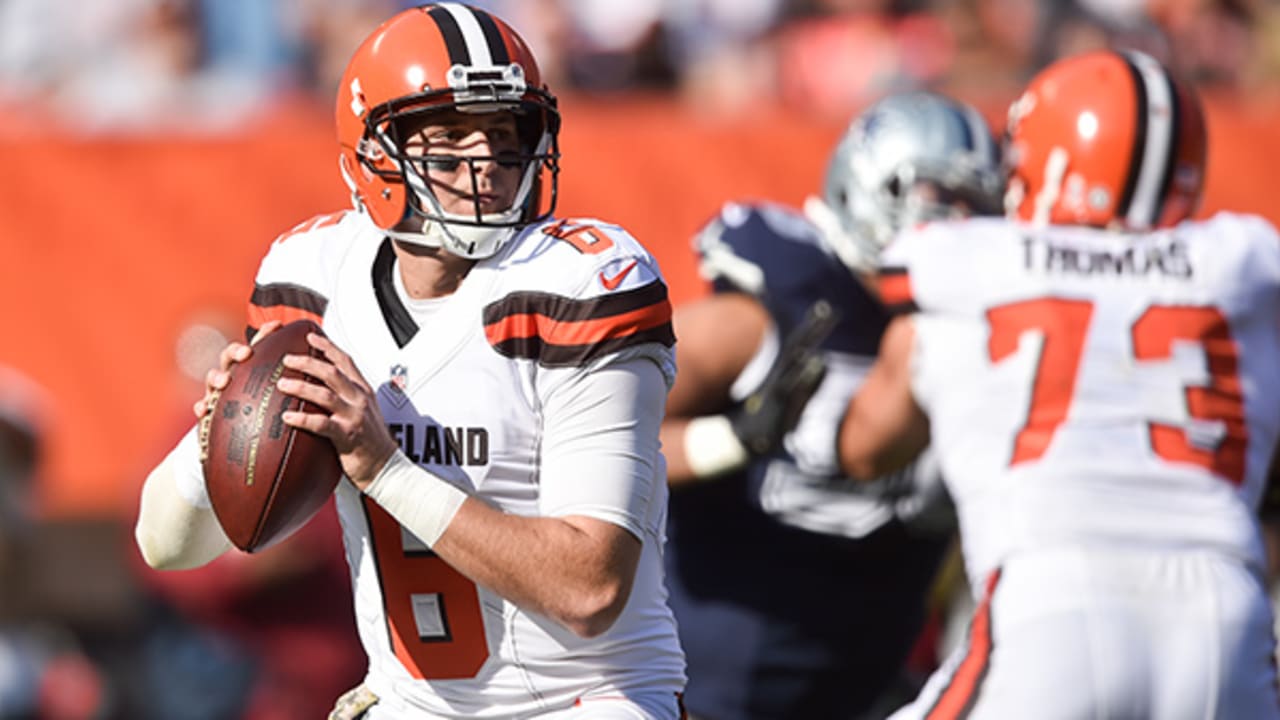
[401,110,523,217]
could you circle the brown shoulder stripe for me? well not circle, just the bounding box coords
[246,282,328,341]
[483,281,674,367]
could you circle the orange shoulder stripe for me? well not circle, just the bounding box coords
[483,282,675,367]
[925,569,1000,720]
[878,266,916,315]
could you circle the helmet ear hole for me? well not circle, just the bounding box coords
[885,176,902,199]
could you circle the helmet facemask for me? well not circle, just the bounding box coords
[359,88,560,259]
[895,162,1006,232]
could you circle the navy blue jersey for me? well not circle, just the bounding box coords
[666,202,950,719]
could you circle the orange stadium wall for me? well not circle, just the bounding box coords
[2,93,1279,517]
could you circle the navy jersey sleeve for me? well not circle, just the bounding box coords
[693,201,888,356]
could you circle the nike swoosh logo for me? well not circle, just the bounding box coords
[599,260,638,291]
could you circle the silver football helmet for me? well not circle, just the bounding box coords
[804,92,1003,273]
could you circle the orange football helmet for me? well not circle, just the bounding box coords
[1004,49,1206,230]
[336,3,560,258]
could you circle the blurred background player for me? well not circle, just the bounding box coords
[134,4,685,718]
[658,91,1003,720]
[837,49,1280,718]
[0,366,112,720]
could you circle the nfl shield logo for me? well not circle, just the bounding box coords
[383,364,410,409]
[390,364,409,393]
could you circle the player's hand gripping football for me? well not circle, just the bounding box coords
[193,320,284,420]
[729,300,839,456]
[276,332,398,489]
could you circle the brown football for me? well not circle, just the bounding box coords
[199,319,342,553]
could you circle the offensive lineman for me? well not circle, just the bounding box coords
[838,50,1280,718]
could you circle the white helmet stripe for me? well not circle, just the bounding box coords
[439,2,495,67]
[962,104,995,163]
[1123,51,1175,230]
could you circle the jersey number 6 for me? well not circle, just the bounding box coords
[363,498,489,679]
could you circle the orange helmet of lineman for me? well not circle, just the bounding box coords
[335,3,560,259]
[1003,49,1206,231]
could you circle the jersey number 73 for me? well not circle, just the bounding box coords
[987,298,1246,484]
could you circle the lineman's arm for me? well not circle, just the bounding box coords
[837,315,931,481]
[660,293,832,484]
[660,293,769,484]
[135,429,233,569]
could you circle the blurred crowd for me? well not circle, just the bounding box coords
[0,0,1277,133]
[3,0,1280,717]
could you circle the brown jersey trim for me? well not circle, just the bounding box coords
[483,282,675,367]
[372,238,419,348]
[246,283,328,341]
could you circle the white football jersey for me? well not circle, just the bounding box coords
[880,212,1280,590]
[246,210,685,717]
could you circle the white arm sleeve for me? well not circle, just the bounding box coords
[538,356,668,540]
[135,426,232,569]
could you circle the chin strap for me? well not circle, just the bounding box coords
[384,216,519,260]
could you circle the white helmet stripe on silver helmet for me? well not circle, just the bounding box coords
[961,103,996,171]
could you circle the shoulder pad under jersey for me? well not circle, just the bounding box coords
[482,217,676,371]
[247,210,368,340]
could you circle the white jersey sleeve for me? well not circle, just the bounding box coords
[483,217,677,539]
[538,355,668,538]
[247,211,361,336]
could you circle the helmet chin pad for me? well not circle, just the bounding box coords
[386,209,521,260]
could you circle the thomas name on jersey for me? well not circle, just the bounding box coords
[1021,235,1193,279]
[387,422,489,466]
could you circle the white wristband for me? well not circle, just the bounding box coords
[683,414,750,479]
[364,450,467,548]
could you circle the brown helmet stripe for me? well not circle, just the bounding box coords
[426,5,471,66]
[1114,53,1148,224]
[427,3,512,68]
[1152,68,1183,223]
[1120,51,1178,229]
[471,7,511,65]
